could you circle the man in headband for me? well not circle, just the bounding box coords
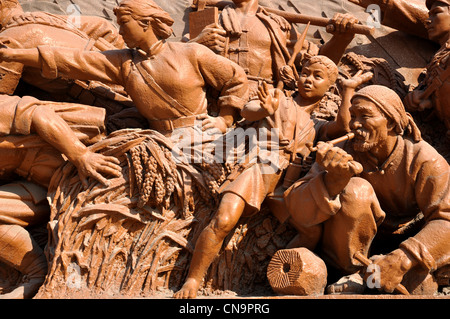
[284,84,450,295]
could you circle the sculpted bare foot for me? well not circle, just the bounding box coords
[173,278,200,299]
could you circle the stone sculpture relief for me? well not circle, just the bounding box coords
[0,0,448,300]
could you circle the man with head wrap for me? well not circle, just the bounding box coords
[284,84,450,295]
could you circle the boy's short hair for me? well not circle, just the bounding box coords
[304,55,339,84]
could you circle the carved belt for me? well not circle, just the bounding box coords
[147,114,203,132]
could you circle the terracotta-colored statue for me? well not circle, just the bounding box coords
[0,94,121,298]
[0,0,248,135]
[190,0,360,97]
[348,0,429,38]
[284,84,450,295]
[403,0,450,139]
[0,0,125,97]
[173,54,373,298]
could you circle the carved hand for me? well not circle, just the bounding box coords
[257,81,281,116]
[190,23,227,54]
[73,150,122,188]
[365,248,414,293]
[340,70,374,90]
[197,113,228,134]
[404,89,433,112]
[316,141,363,197]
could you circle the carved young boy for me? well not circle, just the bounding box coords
[284,85,450,294]
[174,55,372,299]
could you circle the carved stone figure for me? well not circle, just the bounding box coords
[403,0,450,139]
[190,0,360,97]
[0,0,249,136]
[284,84,450,295]
[0,94,121,298]
[348,0,429,39]
[0,0,448,301]
[0,0,125,97]
[173,55,373,298]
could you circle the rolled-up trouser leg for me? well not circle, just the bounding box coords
[320,177,386,274]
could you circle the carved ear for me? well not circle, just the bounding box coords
[387,119,401,135]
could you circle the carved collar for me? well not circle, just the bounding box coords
[137,40,166,59]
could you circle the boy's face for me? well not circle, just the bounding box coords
[298,62,332,102]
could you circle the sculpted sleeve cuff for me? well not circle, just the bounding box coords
[0,95,21,135]
[11,96,40,135]
[37,45,58,79]
[400,236,437,272]
[217,95,247,111]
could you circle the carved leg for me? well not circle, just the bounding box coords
[173,193,246,299]
[321,177,385,274]
[0,224,48,299]
[322,177,386,295]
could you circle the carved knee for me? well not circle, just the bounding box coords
[339,177,385,223]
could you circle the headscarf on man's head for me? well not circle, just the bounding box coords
[114,0,174,39]
[351,85,422,142]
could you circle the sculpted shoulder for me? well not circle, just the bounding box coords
[166,41,212,57]
[406,138,450,174]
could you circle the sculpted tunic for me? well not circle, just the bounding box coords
[221,92,331,213]
[218,5,318,97]
[284,136,450,271]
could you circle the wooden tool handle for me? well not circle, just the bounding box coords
[193,0,375,36]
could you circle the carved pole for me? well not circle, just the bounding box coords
[192,0,375,36]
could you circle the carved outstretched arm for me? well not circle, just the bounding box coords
[30,105,121,187]
[0,46,125,85]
